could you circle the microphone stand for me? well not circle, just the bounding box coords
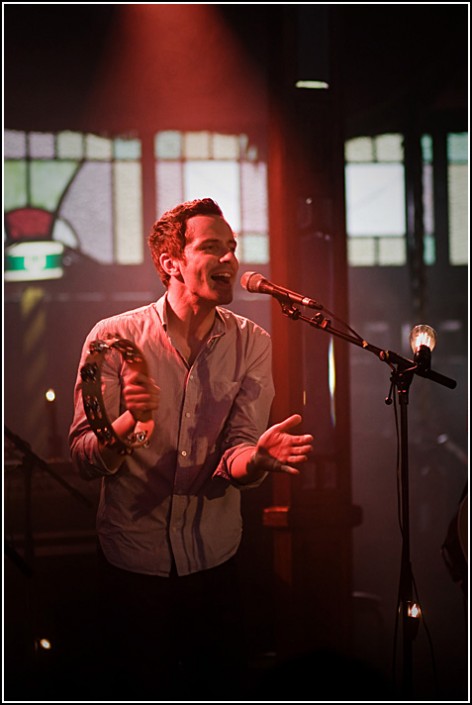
[4,426,94,574]
[277,300,456,698]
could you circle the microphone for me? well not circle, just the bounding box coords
[240,271,323,310]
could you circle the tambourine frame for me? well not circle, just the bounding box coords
[80,335,154,455]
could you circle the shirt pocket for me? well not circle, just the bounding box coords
[210,379,240,403]
[196,380,240,435]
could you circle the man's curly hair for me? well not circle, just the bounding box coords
[148,198,224,286]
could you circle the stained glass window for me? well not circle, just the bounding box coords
[345,134,406,266]
[345,132,468,267]
[4,128,269,279]
[4,129,143,269]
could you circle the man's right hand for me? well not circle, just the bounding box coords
[122,370,160,422]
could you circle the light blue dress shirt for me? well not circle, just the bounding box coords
[69,293,275,576]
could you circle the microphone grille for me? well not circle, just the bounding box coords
[240,271,257,290]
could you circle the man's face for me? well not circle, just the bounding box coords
[177,215,239,306]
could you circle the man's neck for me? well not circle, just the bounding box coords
[165,289,216,349]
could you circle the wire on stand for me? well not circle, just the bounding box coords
[276,296,456,699]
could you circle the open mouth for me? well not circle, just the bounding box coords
[211,272,232,285]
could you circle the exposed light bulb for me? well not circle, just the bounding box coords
[409,325,437,371]
[35,637,52,652]
[409,325,437,354]
[407,602,422,619]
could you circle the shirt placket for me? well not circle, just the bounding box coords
[174,366,198,493]
[168,332,224,570]
[172,331,223,492]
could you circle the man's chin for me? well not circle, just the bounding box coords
[216,291,233,306]
[209,283,234,305]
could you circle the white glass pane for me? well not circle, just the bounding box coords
[240,162,268,232]
[347,237,376,266]
[375,134,403,162]
[184,132,211,159]
[345,137,373,163]
[423,163,434,236]
[4,129,27,158]
[212,134,240,160]
[345,163,405,236]
[29,132,55,159]
[378,236,405,265]
[61,162,113,263]
[184,161,240,231]
[156,161,184,216]
[57,131,84,160]
[52,218,79,248]
[240,233,269,264]
[114,162,143,264]
[85,134,113,160]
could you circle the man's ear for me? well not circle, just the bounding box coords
[159,253,181,278]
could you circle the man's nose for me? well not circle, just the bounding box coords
[220,249,237,262]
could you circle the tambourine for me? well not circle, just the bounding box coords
[80,335,155,455]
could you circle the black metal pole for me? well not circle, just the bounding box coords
[396,370,415,698]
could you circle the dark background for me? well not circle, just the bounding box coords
[4,4,468,702]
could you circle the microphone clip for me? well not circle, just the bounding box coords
[279,301,301,320]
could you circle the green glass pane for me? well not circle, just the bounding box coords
[6,252,62,271]
[423,234,435,265]
[114,138,141,160]
[421,134,433,164]
[155,131,182,159]
[30,160,79,210]
[447,133,468,164]
[4,161,28,210]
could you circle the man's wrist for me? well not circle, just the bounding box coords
[249,449,281,474]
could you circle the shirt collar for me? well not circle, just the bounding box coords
[155,292,226,337]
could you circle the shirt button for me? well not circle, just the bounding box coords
[185,412,191,418]
[181,450,187,457]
